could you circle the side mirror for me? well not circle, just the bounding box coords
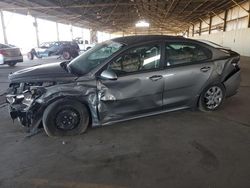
[100,69,117,80]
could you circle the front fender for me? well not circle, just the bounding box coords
[37,84,100,126]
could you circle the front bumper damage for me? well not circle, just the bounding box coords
[6,87,47,132]
[9,102,43,129]
[6,81,100,133]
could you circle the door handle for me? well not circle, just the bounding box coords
[149,75,163,81]
[200,66,211,72]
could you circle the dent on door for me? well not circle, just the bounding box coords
[96,73,164,123]
[96,78,142,122]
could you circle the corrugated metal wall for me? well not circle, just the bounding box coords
[189,1,250,56]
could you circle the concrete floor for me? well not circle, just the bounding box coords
[0,57,250,188]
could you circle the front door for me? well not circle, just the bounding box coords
[97,42,165,123]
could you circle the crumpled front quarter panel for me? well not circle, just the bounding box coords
[40,80,100,126]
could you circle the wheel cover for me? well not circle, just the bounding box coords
[63,52,70,59]
[204,86,223,110]
[55,109,80,130]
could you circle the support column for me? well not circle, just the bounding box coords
[199,21,202,36]
[90,29,98,44]
[56,22,59,41]
[34,17,39,47]
[192,24,194,37]
[70,25,73,40]
[209,15,212,34]
[0,11,8,44]
[248,0,250,28]
[223,10,228,32]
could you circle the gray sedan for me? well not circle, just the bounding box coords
[6,35,240,136]
[0,43,23,66]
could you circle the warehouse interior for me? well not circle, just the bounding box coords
[0,1,250,188]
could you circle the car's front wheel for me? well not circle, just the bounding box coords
[199,84,225,112]
[42,99,89,137]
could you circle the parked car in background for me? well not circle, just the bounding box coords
[27,41,80,60]
[73,37,95,51]
[0,43,23,67]
[6,35,240,137]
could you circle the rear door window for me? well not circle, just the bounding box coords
[165,43,210,67]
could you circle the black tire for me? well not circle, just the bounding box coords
[42,99,89,137]
[27,52,34,60]
[8,62,17,67]
[86,47,91,50]
[199,83,225,112]
[62,51,71,60]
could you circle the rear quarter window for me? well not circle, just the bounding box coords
[0,44,10,49]
[165,42,211,67]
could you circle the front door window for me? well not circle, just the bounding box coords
[109,44,161,76]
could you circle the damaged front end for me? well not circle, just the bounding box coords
[6,83,49,129]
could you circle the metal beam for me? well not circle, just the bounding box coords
[211,11,224,21]
[223,10,228,31]
[209,15,212,34]
[248,0,250,27]
[0,3,136,10]
[231,0,249,13]
[199,18,210,25]
[0,11,8,44]
[192,24,195,37]
[199,21,202,35]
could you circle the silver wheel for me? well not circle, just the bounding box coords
[204,86,223,110]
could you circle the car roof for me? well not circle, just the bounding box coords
[111,35,198,45]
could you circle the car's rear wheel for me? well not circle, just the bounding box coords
[199,84,225,112]
[42,99,89,137]
[62,51,71,60]
[27,52,34,60]
[8,62,17,67]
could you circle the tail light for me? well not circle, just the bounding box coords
[0,49,8,56]
[231,56,240,67]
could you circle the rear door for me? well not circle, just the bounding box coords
[97,42,165,123]
[162,41,214,109]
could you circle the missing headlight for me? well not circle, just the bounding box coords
[22,91,34,106]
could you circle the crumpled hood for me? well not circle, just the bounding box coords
[9,62,77,82]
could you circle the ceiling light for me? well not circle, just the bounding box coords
[135,20,150,27]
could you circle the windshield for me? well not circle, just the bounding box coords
[68,40,124,75]
[40,42,54,48]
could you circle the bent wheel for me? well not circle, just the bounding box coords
[42,99,89,137]
[199,84,225,112]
